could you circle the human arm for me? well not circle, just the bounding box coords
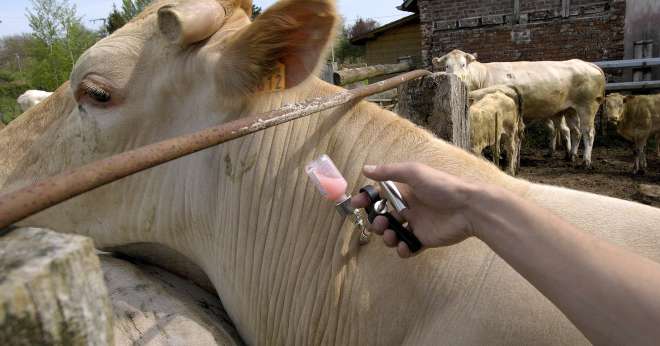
[352,163,660,345]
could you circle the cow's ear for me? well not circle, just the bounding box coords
[467,53,478,63]
[432,56,447,70]
[624,95,635,103]
[218,0,337,95]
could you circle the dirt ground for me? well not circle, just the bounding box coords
[517,145,660,208]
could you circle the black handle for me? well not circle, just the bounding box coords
[384,213,423,253]
[360,185,423,253]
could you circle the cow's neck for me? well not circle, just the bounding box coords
[466,62,489,90]
[174,78,529,344]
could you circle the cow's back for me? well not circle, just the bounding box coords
[478,60,604,120]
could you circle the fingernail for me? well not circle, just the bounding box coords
[363,165,377,174]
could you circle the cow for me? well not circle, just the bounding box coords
[17,90,53,112]
[1,0,659,344]
[603,93,660,174]
[433,49,606,169]
[468,85,524,175]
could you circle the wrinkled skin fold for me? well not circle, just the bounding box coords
[1,0,660,345]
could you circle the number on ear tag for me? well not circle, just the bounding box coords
[256,62,286,93]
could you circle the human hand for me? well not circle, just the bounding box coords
[351,163,479,258]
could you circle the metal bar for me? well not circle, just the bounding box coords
[513,0,520,24]
[0,70,431,229]
[606,80,660,91]
[561,0,571,18]
[594,58,660,69]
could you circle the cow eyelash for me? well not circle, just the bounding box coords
[80,80,111,103]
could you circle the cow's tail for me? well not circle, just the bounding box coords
[509,84,526,141]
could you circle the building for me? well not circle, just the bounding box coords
[418,0,626,66]
[353,1,658,83]
[350,10,422,67]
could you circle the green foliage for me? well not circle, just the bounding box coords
[334,20,366,64]
[105,0,153,34]
[0,70,29,124]
[26,0,98,91]
[0,0,99,123]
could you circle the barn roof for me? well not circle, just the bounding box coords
[398,0,418,13]
[350,14,420,45]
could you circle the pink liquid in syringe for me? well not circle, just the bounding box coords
[315,173,348,202]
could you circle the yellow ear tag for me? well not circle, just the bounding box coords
[256,62,286,93]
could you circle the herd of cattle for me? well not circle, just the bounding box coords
[6,51,660,176]
[434,49,660,175]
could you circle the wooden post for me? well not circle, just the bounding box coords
[0,228,113,345]
[333,61,413,86]
[396,72,471,150]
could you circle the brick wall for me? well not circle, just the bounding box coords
[419,0,625,67]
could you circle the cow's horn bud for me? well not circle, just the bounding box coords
[158,0,226,46]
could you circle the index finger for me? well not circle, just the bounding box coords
[363,163,424,186]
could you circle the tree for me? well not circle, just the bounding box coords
[333,17,379,65]
[347,18,379,39]
[25,0,98,90]
[105,0,153,35]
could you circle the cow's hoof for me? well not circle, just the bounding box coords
[634,169,646,176]
[582,162,595,171]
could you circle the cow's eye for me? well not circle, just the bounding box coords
[81,80,111,103]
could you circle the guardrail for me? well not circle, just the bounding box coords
[593,58,660,92]
[593,58,660,69]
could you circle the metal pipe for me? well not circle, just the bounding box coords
[0,69,430,229]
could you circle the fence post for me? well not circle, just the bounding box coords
[0,228,114,345]
[396,72,471,150]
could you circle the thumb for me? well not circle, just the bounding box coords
[363,163,421,185]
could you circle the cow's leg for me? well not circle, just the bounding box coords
[565,114,581,163]
[545,119,557,158]
[504,134,518,176]
[633,138,647,175]
[557,116,572,158]
[577,103,599,169]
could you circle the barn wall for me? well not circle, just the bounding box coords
[624,0,660,80]
[419,0,625,66]
[364,21,422,67]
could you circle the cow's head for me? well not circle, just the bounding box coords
[2,0,338,247]
[432,49,478,74]
[70,0,336,142]
[603,93,625,124]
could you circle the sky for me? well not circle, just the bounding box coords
[0,0,410,38]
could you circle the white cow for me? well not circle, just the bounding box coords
[17,90,53,112]
[603,93,660,174]
[468,85,524,175]
[433,50,606,168]
[0,1,659,345]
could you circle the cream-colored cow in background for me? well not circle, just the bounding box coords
[468,85,524,175]
[17,90,53,112]
[1,0,660,344]
[433,49,605,169]
[604,93,660,174]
